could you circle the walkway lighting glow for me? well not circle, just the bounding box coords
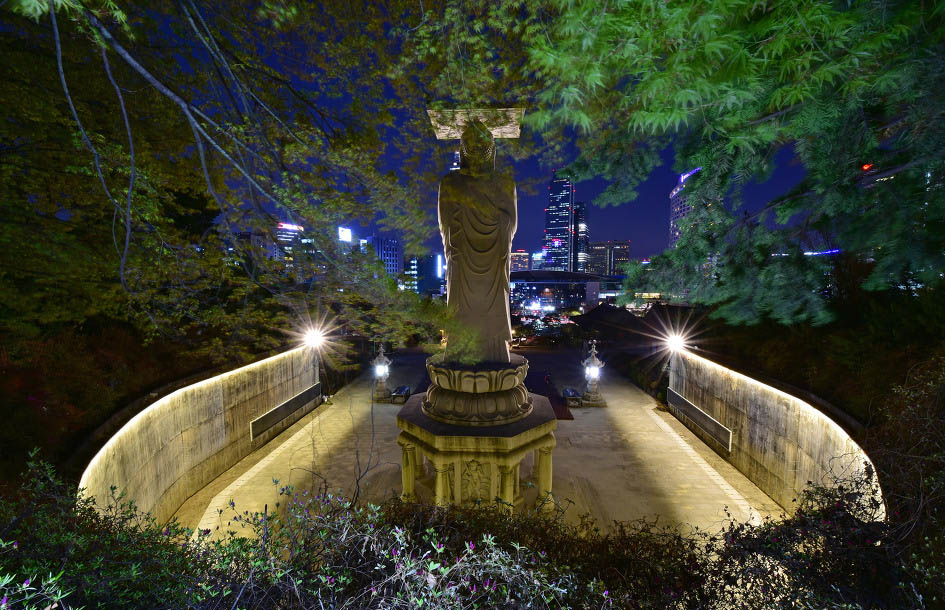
[585,365,600,380]
[303,328,325,348]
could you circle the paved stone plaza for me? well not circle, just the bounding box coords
[174,348,782,537]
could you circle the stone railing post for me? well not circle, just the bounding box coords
[537,447,553,511]
[434,463,452,507]
[400,444,417,502]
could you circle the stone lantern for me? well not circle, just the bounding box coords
[581,340,606,407]
[373,345,392,403]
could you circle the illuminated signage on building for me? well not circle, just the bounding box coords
[679,167,702,184]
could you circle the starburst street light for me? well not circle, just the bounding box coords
[666,333,686,352]
[303,328,325,349]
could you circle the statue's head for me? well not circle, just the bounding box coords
[459,119,495,175]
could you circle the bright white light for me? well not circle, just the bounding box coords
[375,364,389,378]
[666,334,686,352]
[338,226,352,242]
[585,365,600,380]
[303,329,325,348]
[436,254,444,279]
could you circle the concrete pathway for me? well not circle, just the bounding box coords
[174,348,782,537]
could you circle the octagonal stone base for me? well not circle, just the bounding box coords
[398,392,556,511]
[581,390,607,408]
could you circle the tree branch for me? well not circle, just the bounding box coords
[82,9,281,207]
[101,45,134,292]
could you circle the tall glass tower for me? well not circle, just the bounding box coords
[571,201,589,272]
[543,170,574,271]
[669,167,702,248]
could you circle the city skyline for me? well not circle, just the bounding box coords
[280,143,806,277]
[510,144,806,258]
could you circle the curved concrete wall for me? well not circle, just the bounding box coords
[668,349,883,516]
[79,347,319,523]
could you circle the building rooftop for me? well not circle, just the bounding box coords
[510,270,614,283]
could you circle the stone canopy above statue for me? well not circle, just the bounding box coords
[426,108,525,140]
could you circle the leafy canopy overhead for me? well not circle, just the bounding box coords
[523,0,945,324]
[4,0,944,346]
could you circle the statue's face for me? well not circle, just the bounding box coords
[460,119,495,173]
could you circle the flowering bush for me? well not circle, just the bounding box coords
[0,458,607,609]
[0,455,927,609]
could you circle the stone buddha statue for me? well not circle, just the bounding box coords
[437,119,517,364]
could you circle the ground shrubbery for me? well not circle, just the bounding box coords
[0,454,928,610]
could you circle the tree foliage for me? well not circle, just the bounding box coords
[525,0,945,324]
[10,0,941,341]
[1,1,477,361]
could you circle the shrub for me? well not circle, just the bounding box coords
[0,458,608,609]
[0,455,927,609]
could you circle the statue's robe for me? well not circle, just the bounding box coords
[437,170,517,363]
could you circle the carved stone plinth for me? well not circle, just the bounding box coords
[398,392,556,512]
[581,389,606,408]
[422,354,533,426]
[374,382,392,403]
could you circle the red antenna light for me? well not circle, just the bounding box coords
[861,163,874,171]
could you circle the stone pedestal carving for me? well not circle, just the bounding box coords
[397,393,556,512]
[422,353,532,426]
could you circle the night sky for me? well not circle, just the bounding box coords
[506,143,807,260]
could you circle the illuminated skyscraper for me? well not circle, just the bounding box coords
[610,240,630,273]
[669,167,702,248]
[275,222,304,263]
[542,170,574,271]
[587,241,608,275]
[361,236,403,276]
[403,255,444,297]
[403,256,419,292]
[587,240,631,275]
[571,201,589,272]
